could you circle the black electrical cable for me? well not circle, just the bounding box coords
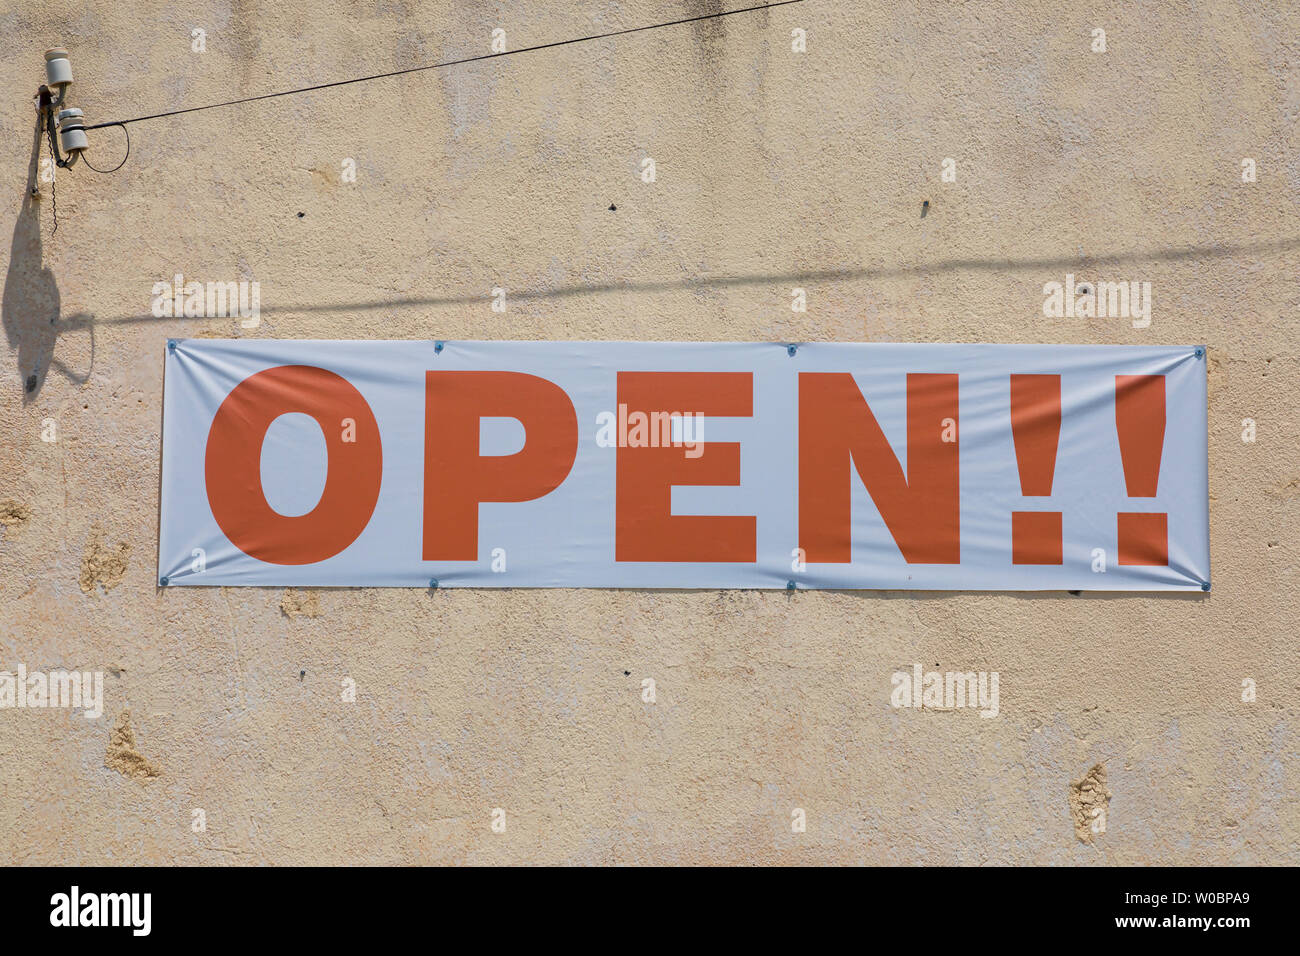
[79,121,129,173]
[43,103,73,168]
[82,0,804,133]
[43,112,58,234]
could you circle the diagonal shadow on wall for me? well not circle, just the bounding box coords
[5,107,1296,379]
[66,235,1300,330]
[3,113,94,403]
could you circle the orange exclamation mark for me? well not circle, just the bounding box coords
[1115,374,1168,565]
[1010,374,1062,564]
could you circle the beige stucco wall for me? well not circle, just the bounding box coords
[1,0,1296,865]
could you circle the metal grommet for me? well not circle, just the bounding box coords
[787,344,797,357]
[434,341,444,354]
[429,578,439,589]
[159,576,170,586]
[1200,582,1210,592]
[786,580,796,590]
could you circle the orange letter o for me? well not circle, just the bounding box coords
[205,365,382,564]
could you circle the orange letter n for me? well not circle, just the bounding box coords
[799,372,959,564]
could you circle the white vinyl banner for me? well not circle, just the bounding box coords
[158,340,1210,590]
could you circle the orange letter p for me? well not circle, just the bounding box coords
[423,372,578,560]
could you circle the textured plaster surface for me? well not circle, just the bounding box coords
[1,1,1297,864]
